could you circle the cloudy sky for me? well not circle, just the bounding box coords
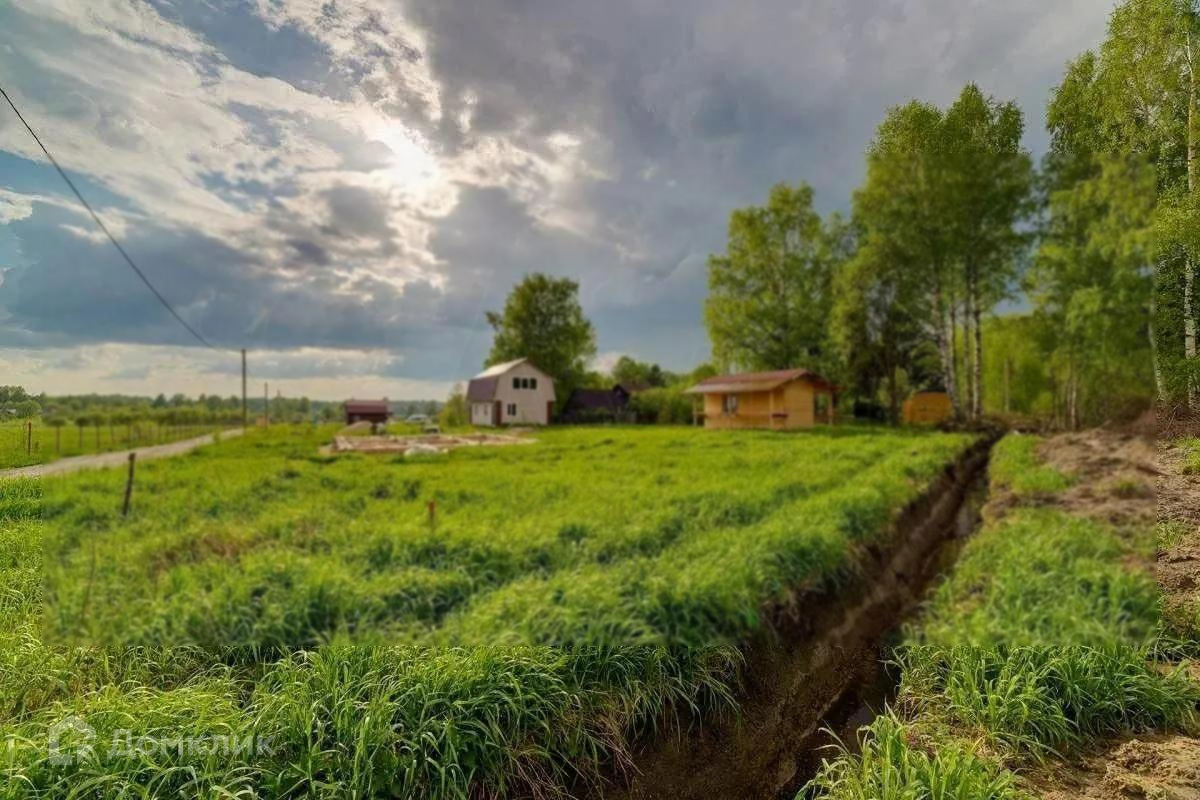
[0,0,1112,401]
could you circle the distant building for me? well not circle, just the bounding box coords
[902,391,953,424]
[344,399,390,426]
[684,368,836,430]
[467,359,555,426]
[562,385,632,422]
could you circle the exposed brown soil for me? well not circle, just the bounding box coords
[1029,735,1200,800]
[1035,431,1158,529]
[1158,442,1200,636]
[330,432,533,454]
[1020,431,1199,800]
[587,438,994,800]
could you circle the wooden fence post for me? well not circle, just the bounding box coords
[122,453,137,518]
[26,421,32,457]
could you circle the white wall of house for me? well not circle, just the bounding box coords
[470,402,494,426]
[474,361,554,426]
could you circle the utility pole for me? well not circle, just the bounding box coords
[241,349,248,430]
[264,382,269,427]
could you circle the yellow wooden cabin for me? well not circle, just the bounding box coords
[684,368,836,430]
[902,391,953,424]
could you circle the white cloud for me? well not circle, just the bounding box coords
[0,189,34,224]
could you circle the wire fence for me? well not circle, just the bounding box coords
[0,421,228,470]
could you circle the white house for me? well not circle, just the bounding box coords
[467,358,556,426]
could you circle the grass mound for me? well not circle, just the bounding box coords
[803,432,1197,800]
[3,424,976,798]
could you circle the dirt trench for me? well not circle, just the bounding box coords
[592,437,995,800]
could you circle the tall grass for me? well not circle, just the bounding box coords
[988,434,1072,499]
[3,424,976,798]
[803,433,1194,800]
[804,714,1024,800]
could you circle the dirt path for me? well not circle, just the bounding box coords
[0,429,243,479]
[1025,432,1200,800]
[1031,735,1200,800]
[1158,441,1200,637]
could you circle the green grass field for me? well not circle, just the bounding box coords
[0,420,224,470]
[3,424,975,798]
[804,434,1199,800]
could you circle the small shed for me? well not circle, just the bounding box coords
[467,359,555,426]
[902,391,953,424]
[562,385,632,422]
[344,399,390,426]
[684,368,836,430]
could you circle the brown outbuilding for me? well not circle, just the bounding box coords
[684,368,836,430]
[902,391,953,424]
[344,399,390,426]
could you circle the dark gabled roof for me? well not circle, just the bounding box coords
[684,368,836,395]
[345,400,389,414]
[564,387,629,412]
[466,376,499,403]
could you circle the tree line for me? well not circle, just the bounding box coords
[703,0,1187,427]
[451,0,1185,430]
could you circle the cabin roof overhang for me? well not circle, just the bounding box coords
[683,368,836,396]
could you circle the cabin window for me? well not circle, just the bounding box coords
[513,377,520,389]
[507,403,517,417]
[530,377,537,390]
[723,394,739,414]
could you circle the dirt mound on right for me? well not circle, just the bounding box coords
[1035,735,1200,800]
[1158,442,1200,636]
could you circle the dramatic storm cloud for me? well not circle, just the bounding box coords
[0,0,1111,398]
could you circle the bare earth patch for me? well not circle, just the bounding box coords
[1015,432,1199,799]
[1035,431,1158,528]
[1032,735,1200,800]
[1158,443,1200,636]
[329,432,535,455]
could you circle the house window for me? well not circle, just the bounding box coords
[723,394,739,414]
[507,403,517,417]
[513,377,521,390]
[530,377,537,390]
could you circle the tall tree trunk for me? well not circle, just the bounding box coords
[972,279,984,421]
[1151,267,1167,403]
[933,284,960,420]
[963,292,975,421]
[1187,33,1198,408]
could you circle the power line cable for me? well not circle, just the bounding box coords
[0,83,225,351]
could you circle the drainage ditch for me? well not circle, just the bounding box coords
[598,436,994,800]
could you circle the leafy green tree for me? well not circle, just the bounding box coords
[941,85,1034,418]
[1046,0,1194,411]
[611,356,671,388]
[1031,154,1157,425]
[853,86,1032,422]
[831,236,928,423]
[439,384,468,428]
[705,183,846,374]
[485,273,597,402]
[1059,0,1198,406]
